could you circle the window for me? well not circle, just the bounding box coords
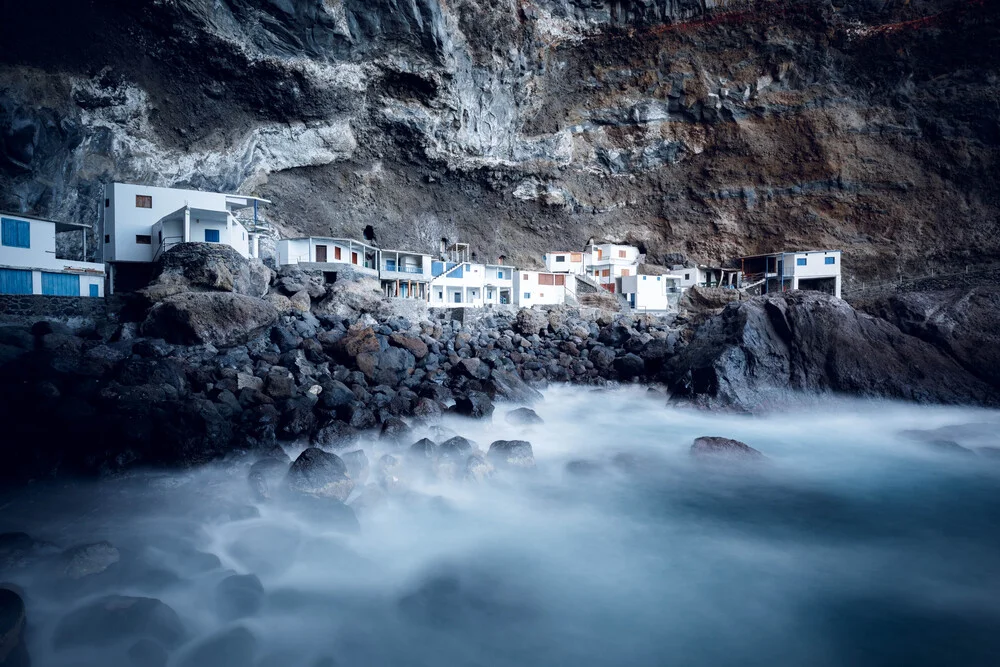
[555,275,565,286]
[621,269,630,277]
[825,257,836,265]
[204,229,220,243]
[385,259,397,271]
[522,273,529,281]
[89,284,100,297]
[619,250,627,258]
[556,255,566,263]
[135,235,152,245]
[643,276,647,280]
[684,273,690,280]
[1,218,30,248]
[602,269,610,277]
[158,231,163,243]
[453,292,462,303]
[795,257,808,266]
[104,234,110,244]
[497,270,504,279]
[437,291,443,300]
[487,290,493,299]
[539,274,555,286]
[335,246,342,260]
[523,292,531,299]
[105,198,110,208]
[571,252,582,262]
[351,252,358,265]
[136,195,152,208]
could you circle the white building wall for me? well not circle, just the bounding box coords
[104,183,253,263]
[665,267,701,289]
[786,250,842,298]
[0,216,105,296]
[544,251,585,275]
[621,275,678,311]
[515,271,567,307]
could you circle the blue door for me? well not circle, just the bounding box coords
[0,268,32,294]
[41,272,80,296]
[205,229,220,243]
[89,284,100,297]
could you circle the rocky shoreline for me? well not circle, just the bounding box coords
[0,244,997,482]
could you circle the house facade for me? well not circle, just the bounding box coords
[380,249,433,300]
[102,182,266,292]
[621,274,681,312]
[0,214,105,296]
[583,243,641,293]
[514,270,571,307]
[543,251,586,275]
[738,250,842,298]
[428,261,515,307]
[276,237,380,277]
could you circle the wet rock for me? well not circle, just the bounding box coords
[0,532,58,570]
[439,436,474,458]
[178,626,256,667]
[60,541,120,579]
[465,454,495,483]
[565,459,603,476]
[286,448,355,502]
[318,380,354,409]
[0,588,28,667]
[53,595,185,650]
[141,292,279,348]
[452,392,494,419]
[227,525,302,577]
[505,407,543,425]
[487,440,535,469]
[380,416,413,444]
[376,454,404,491]
[349,484,388,516]
[311,420,359,450]
[488,368,543,404]
[128,638,169,667]
[690,436,765,463]
[216,574,265,621]
[413,397,444,422]
[613,353,645,380]
[456,358,490,380]
[341,449,370,484]
[389,333,428,359]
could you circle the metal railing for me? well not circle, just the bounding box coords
[153,235,184,261]
[383,265,426,275]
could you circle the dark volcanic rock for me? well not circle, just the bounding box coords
[53,595,185,650]
[128,638,169,667]
[505,407,543,425]
[312,420,360,450]
[60,541,120,579]
[285,448,355,502]
[178,626,256,667]
[667,292,1000,411]
[487,440,535,469]
[141,292,278,347]
[452,392,495,419]
[341,449,370,484]
[144,242,270,299]
[690,436,764,463]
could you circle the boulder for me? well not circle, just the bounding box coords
[178,626,256,667]
[141,292,278,347]
[376,454,404,491]
[666,292,1000,411]
[465,454,495,483]
[288,290,311,312]
[487,440,535,469]
[439,436,474,458]
[613,353,645,380]
[380,417,412,444]
[409,438,438,461]
[53,595,185,650]
[341,449,370,484]
[332,326,380,360]
[60,541,120,579]
[247,457,289,501]
[145,242,270,299]
[452,392,495,419]
[679,285,748,317]
[0,532,58,570]
[488,369,543,404]
[216,574,265,621]
[311,420,359,450]
[455,358,490,381]
[285,448,355,502]
[690,436,764,462]
[505,407,543,425]
[389,333,429,359]
[413,397,444,422]
[515,309,549,336]
[0,588,28,667]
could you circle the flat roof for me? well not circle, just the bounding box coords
[112,182,271,205]
[0,211,90,233]
[382,248,431,256]
[282,236,378,248]
[739,249,840,259]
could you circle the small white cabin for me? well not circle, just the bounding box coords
[621,274,681,312]
[0,214,104,297]
[543,250,586,275]
[515,271,570,307]
[276,237,379,277]
[583,243,641,293]
[428,261,515,308]
[739,250,842,298]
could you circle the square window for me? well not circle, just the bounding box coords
[204,229,220,243]
[825,257,836,265]
[796,258,807,266]
[135,195,152,208]
[1,218,30,248]
[135,235,152,245]
[524,292,531,299]
[618,250,626,258]
[643,276,647,280]
[556,256,566,262]
[684,273,690,280]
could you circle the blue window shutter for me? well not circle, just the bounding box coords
[89,284,100,297]
[2,218,30,248]
[204,229,220,243]
[0,269,33,294]
[796,257,807,266]
[524,292,530,299]
[432,261,444,276]
[41,272,79,296]
[497,270,503,279]
[825,257,836,265]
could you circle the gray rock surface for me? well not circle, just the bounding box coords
[141,292,278,347]
[285,448,355,502]
[144,243,271,300]
[53,595,185,650]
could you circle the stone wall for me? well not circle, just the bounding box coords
[0,295,111,331]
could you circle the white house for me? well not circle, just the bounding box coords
[380,249,433,300]
[738,250,842,298]
[102,182,268,292]
[543,250,586,275]
[666,264,742,290]
[583,242,641,293]
[514,270,571,307]
[276,237,380,277]
[0,213,105,296]
[427,244,514,307]
[621,274,681,312]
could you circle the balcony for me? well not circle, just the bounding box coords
[382,264,431,281]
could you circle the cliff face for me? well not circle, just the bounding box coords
[1,0,997,282]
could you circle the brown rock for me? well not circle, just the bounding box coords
[389,333,428,359]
